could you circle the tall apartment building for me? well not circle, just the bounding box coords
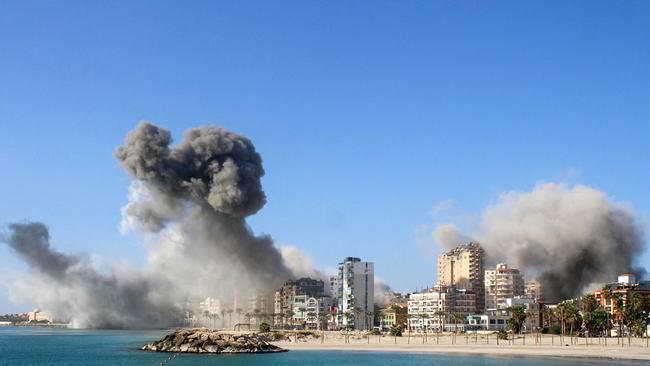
[484,263,524,310]
[437,242,485,313]
[335,257,374,330]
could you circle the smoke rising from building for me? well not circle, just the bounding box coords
[433,183,645,301]
[1,122,317,328]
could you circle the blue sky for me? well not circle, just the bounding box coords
[1,1,649,313]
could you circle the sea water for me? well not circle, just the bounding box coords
[0,327,641,366]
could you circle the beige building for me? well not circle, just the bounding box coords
[437,242,485,313]
[484,263,524,310]
[525,279,543,300]
[27,309,52,323]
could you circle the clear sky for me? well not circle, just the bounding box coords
[1,1,649,313]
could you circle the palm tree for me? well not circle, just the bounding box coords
[366,310,374,331]
[253,309,261,327]
[507,306,527,334]
[208,313,220,329]
[236,308,243,327]
[203,310,210,328]
[581,293,597,313]
[227,309,234,330]
[621,291,644,344]
[613,293,624,340]
[433,310,445,333]
[452,313,464,333]
[285,310,295,329]
[417,312,429,343]
[352,306,365,330]
[601,284,612,337]
[543,306,554,329]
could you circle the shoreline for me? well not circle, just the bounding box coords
[272,333,650,362]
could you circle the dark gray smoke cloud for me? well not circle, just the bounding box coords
[2,122,313,328]
[5,223,78,278]
[114,122,290,284]
[434,183,646,301]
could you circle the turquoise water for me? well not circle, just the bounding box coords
[0,327,641,366]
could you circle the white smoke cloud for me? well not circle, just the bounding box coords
[432,223,473,249]
[279,246,324,281]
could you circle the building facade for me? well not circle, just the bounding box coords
[484,263,525,310]
[335,257,375,330]
[407,285,476,332]
[304,296,333,330]
[525,279,543,300]
[593,273,650,331]
[274,277,326,328]
[437,242,485,313]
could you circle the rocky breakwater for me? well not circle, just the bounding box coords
[141,329,287,354]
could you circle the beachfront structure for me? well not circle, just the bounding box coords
[274,277,326,328]
[379,306,408,331]
[304,296,333,330]
[484,263,524,310]
[408,287,448,332]
[27,309,52,323]
[466,299,540,332]
[437,242,485,313]
[334,257,374,330]
[407,285,477,332]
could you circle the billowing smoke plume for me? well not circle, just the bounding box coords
[2,222,179,328]
[434,183,646,301]
[2,122,316,328]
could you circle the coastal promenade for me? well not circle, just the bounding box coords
[274,332,650,361]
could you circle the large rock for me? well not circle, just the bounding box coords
[141,329,287,354]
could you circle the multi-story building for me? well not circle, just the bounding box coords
[27,309,52,323]
[525,279,543,300]
[335,257,375,330]
[274,277,326,327]
[408,287,449,332]
[484,263,525,310]
[437,242,485,313]
[199,297,221,316]
[407,285,476,332]
[467,298,540,332]
[329,275,339,302]
[593,273,650,332]
[379,305,407,331]
[304,296,333,330]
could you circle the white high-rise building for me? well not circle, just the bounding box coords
[484,263,524,310]
[335,257,374,330]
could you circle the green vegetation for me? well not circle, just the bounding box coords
[369,328,381,335]
[496,330,508,340]
[506,306,527,334]
[271,332,286,340]
[0,314,27,322]
[555,300,581,336]
[259,322,271,333]
[389,325,402,337]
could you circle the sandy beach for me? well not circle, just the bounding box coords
[273,332,650,361]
